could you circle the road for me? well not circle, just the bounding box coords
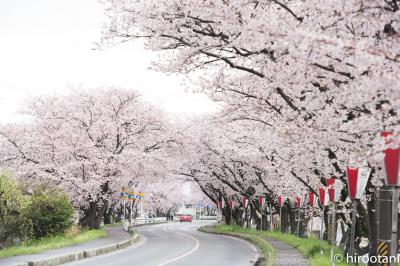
[65,221,259,266]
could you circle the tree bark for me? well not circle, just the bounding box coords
[79,199,108,229]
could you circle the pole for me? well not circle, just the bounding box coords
[130,200,133,222]
[230,206,233,226]
[260,207,263,230]
[243,206,247,227]
[310,207,314,238]
[279,206,282,232]
[391,187,399,257]
[140,200,144,218]
[377,187,392,263]
[297,205,300,239]
[269,203,273,231]
[123,198,126,221]
[349,200,357,256]
[330,203,337,266]
[320,205,325,255]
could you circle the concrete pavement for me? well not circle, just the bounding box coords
[263,237,308,266]
[65,221,259,266]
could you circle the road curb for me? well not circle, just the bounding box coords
[11,234,139,266]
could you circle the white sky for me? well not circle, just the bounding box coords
[0,0,217,123]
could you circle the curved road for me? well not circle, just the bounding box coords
[65,221,259,266]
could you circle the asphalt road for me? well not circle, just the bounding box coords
[65,221,259,266]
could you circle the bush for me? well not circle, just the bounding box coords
[0,173,32,247]
[26,186,74,238]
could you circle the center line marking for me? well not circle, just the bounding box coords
[156,231,200,266]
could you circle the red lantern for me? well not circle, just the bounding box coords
[346,167,359,200]
[381,131,400,187]
[327,178,335,202]
[296,196,302,208]
[242,196,248,208]
[278,196,282,207]
[309,192,315,207]
[319,188,325,206]
[327,178,341,202]
[259,195,263,208]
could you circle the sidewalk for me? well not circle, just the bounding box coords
[262,237,309,266]
[0,226,131,266]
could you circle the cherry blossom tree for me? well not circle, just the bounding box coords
[101,0,399,254]
[0,88,177,229]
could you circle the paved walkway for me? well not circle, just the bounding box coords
[0,226,130,266]
[263,237,308,266]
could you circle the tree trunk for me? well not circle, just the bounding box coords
[103,205,114,224]
[79,200,108,229]
[289,207,296,234]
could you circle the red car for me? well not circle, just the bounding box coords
[180,214,192,222]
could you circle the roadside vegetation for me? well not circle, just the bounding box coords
[0,173,106,257]
[0,228,106,258]
[201,224,347,266]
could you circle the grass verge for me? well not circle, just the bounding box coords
[263,230,347,266]
[199,224,275,266]
[200,224,347,266]
[0,229,107,258]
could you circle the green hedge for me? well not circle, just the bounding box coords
[0,174,32,246]
[0,173,75,248]
[26,186,74,238]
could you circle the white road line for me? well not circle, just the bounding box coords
[156,231,200,266]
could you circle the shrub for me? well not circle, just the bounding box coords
[26,186,74,238]
[0,173,32,247]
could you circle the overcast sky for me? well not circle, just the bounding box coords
[0,0,217,123]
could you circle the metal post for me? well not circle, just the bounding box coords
[310,207,314,238]
[349,200,357,257]
[297,206,300,239]
[320,205,325,255]
[279,206,282,232]
[260,208,263,230]
[330,203,337,266]
[269,203,273,231]
[391,187,399,257]
[230,207,233,226]
[243,206,246,228]
[123,198,126,221]
[140,200,143,218]
[377,187,392,263]
[129,200,133,223]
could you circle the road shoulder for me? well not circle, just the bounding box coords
[199,225,272,266]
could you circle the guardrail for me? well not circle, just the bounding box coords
[131,217,167,225]
[197,216,218,220]
[123,217,167,231]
